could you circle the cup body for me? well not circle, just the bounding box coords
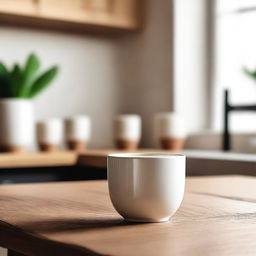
[108,153,186,222]
[65,115,91,150]
[154,112,186,150]
[113,115,141,149]
[37,118,63,152]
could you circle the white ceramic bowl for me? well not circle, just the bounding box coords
[107,153,186,222]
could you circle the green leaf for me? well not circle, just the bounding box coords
[0,62,8,77]
[9,64,23,97]
[243,66,256,80]
[0,62,10,98]
[0,54,58,99]
[29,66,58,98]
[19,53,40,97]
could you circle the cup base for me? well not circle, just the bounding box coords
[124,217,170,223]
[160,137,184,150]
[67,140,86,151]
[115,139,139,150]
[39,143,59,152]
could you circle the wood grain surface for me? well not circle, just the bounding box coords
[0,176,256,255]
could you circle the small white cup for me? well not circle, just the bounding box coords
[65,115,91,150]
[113,114,141,149]
[37,118,63,152]
[108,153,186,222]
[154,112,186,150]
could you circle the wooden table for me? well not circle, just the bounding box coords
[0,175,256,256]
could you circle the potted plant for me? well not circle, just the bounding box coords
[243,67,256,80]
[0,53,58,152]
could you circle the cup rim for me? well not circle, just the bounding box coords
[108,153,185,159]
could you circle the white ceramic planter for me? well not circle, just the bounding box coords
[0,99,34,152]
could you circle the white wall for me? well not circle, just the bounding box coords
[173,0,209,133]
[116,0,173,147]
[0,27,120,148]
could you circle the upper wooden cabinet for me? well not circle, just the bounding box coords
[0,0,143,33]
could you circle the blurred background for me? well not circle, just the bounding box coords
[0,0,256,183]
[1,0,171,149]
[1,0,256,150]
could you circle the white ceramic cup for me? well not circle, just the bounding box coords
[154,112,186,149]
[113,114,141,149]
[108,153,186,222]
[65,115,91,150]
[37,118,63,151]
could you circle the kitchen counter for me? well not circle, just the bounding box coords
[0,175,256,255]
[0,150,255,182]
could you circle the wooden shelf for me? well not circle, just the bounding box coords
[0,151,77,168]
[0,0,143,33]
[0,149,177,169]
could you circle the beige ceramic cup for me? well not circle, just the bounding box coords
[65,115,91,151]
[113,115,141,150]
[154,112,186,150]
[37,118,63,152]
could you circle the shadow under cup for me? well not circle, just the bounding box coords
[107,153,186,223]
